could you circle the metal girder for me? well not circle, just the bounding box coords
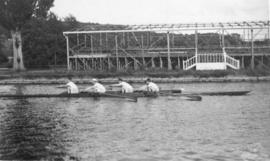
[64,21,269,35]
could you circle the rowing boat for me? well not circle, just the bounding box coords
[0,90,201,101]
[0,90,250,101]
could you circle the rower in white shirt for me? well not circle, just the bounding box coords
[84,78,106,93]
[110,78,134,93]
[140,78,159,92]
[58,77,79,94]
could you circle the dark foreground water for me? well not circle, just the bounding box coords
[0,82,270,161]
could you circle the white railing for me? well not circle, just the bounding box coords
[226,55,240,69]
[183,53,240,70]
[183,56,196,70]
[197,53,224,63]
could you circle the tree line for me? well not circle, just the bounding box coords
[0,0,78,70]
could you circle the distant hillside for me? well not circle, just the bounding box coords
[67,22,128,31]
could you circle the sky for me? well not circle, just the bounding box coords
[50,0,269,24]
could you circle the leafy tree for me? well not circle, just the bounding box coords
[22,13,78,68]
[63,14,79,30]
[0,0,54,70]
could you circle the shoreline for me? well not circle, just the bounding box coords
[0,76,270,85]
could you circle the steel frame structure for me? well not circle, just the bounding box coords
[63,21,270,71]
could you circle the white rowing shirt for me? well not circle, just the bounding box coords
[66,81,79,94]
[147,82,159,92]
[85,82,106,93]
[119,81,134,93]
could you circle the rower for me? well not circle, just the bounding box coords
[140,78,159,92]
[84,78,106,93]
[110,78,134,93]
[58,77,79,94]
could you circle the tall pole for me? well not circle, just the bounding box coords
[222,29,225,53]
[100,33,103,53]
[65,36,70,70]
[77,34,79,45]
[115,36,119,70]
[84,34,87,48]
[251,28,254,69]
[268,20,270,46]
[90,35,93,54]
[195,30,198,63]
[141,35,145,67]
[221,28,226,65]
[167,32,172,70]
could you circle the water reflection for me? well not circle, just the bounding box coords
[0,85,68,160]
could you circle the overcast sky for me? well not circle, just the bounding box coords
[51,0,269,24]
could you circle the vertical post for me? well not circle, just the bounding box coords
[143,57,146,67]
[125,57,128,69]
[147,32,150,47]
[105,33,108,50]
[172,34,175,48]
[91,57,94,70]
[167,32,172,70]
[222,28,225,53]
[122,32,126,47]
[251,28,254,69]
[108,57,111,70]
[77,34,79,45]
[178,56,180,69]
[141,35,144,54]
[75,56,78,71]
[195,29,198,64]
[151,57,155,68]
[83,58,86,71]
[115,36,119,70]
[84,34,87,47]
[241,56,245,69]
[243,29,246,40]
[267,20,270,41]
[65,36,70,70]
[222,28,226,66]
[127,33,130,48]
[100,33,103,53]
[91,35,94,54]
[160,57,163,68]
[141,35,145,68]
[134,58,138,70]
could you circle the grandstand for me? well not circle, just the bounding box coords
[63,21,270,71]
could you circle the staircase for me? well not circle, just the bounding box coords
[183,56,196,70]
[225,55,240,69]
[183,53,240,70]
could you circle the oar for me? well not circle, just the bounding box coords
[99,92,138,102]
[162,93,202,101]
[181,94,202,101]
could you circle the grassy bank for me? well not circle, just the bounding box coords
[0,67,270,80]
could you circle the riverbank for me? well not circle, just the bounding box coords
[0,75,270,85]
[0,68,270,84]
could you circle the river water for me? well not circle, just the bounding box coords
[0,82,270,161]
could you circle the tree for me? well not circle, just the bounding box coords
[21,13,79,69]
[63,14,79,30]
[0,0,54,71]
[22,13,66,68]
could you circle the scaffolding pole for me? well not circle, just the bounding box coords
[65,36,70,70]
[251,29,254,69]
[167,32,172,70]
[115,36,119,70]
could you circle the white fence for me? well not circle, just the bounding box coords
[183,53,240,70]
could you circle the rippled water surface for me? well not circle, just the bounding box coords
[0,82,270,161]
